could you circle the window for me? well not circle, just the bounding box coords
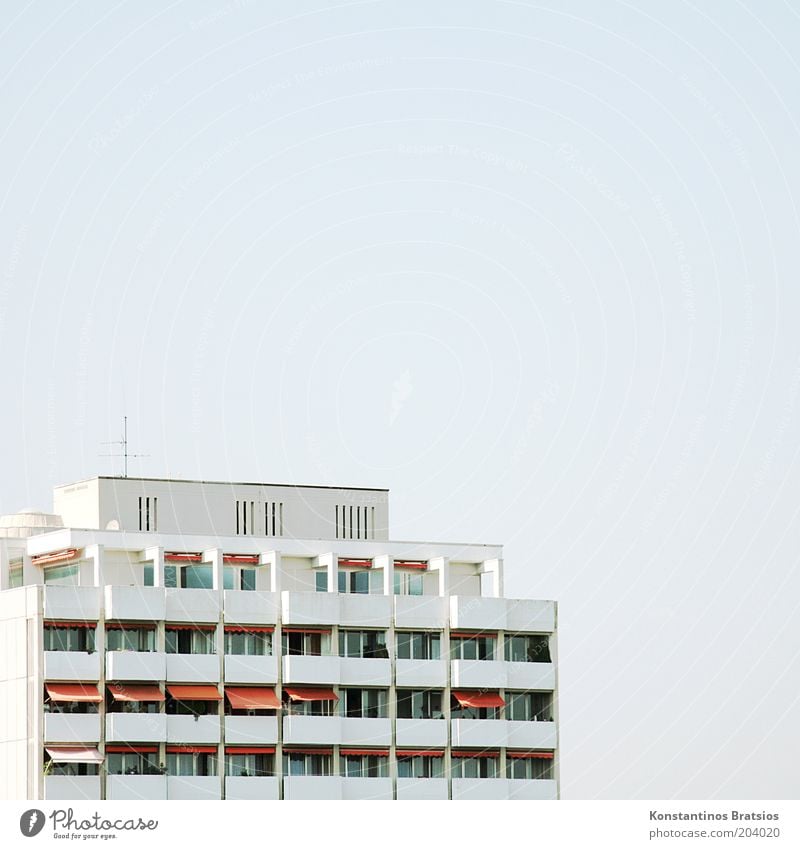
[106,626,156,652]
[285,696,336,717]
[450,697,500,720]
[165,698,218,716]
[106,751,161,775]
[507,756,553,780]
[338,630,388,659]
[44,698,99,715]
[397,754,444,778]
[241,568,256,591]
[337,570,370,594]
[182,564,213,589]
[46,761,99,777]
[451,756,498,778]
[396,631,440,660]
[43,625,95,652]
[339,688,388,718]
[165,627,216,654]
[450,635,495,661]
[396,690,443,720]
[504,634,551,663]
[394,570,423,596]
[225,752,274,777]
[166,752,217,776]
[505,691,553,722]
[43,563,79,585]
[340,753,389,778]
[9,567,22,588]
[224,630,272,656]
[283,752,332,776]
[281,631,328,656]
[164,564,178,588]
[315,572,328,593]
[106,697,160,714]
[138,496,157,531]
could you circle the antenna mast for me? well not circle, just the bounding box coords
[100,416,149,477]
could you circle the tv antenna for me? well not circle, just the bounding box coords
[100,416,149,477]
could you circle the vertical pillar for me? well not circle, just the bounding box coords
[87,544,104,587]
[481,558,503,598]
[317,552,338,593]
[145,546,165,587]
[429,556,449,597]
[261,550,281,593]
[22,553,41,586]
[373,554,393,596]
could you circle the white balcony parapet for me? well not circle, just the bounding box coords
[338,657,391,687]
[283,776,342,800]
[165,588,220,623]
[339,718,392,747]
[450,719,507,749]
[394,595,447,630]
[224,716,279,745]
[106,713,167,743]
[166,776,221,800]
[225,776,280,800]
[165,714,220,744]
[106,651,166,682]
[44,714,101,743]
[450,659,507,689]
[104,586,165,622]
[223,590,279,626]
[505,720,557,749]
[395,719,447,748]
[452,778,512,800]
[224,654,278,684]
[281,591,339,626]
[282,716,341,745]
[106,775,167,800]
[339,594,392,628]
[396,778,449,800]
[505,599,555,633]
[505,661,555,690]
[43,586,100,622]
[395,659,447,688]
[507,779,558,800]
[44,776,101,800]
[449,596,508,631]
[282,655,340,685]
[340,777,393,800]
[44,651,101,681]
[165,653,220,683]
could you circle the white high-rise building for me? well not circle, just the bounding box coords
[0,476,558,801]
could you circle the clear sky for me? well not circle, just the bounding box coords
[1,1,798,799]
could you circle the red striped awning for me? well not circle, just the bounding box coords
[283,748,333,756]
[281,628,331,634]
[396,750,444,758]
[451,750,500,758]
[450,631,497,639]
[224,625,274,633]
[283,687,338,702]
[106,746,159,754]
[225,746,276,755]
[166,745,217,754]
[164,552,203,562]
[166,685,221,701]
[223,554,259,565]
[107,684,164,702]
[106,622,157,630]
[165,623,217,631]
[337,559,373,568]
[507,751,554,759]
[394,560,427,570]
[45,746,102,764]
[452,690,505,708]
[33,549,81,567]
[45,683,102,703]
[225,687,281,710]
[340,749,389,757]
[44,621,95,629]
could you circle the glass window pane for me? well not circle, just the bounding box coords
[184,565,213,589]
[241,569,256,592]
[164,565,178,588]
[338,571,347,593]
[315,572,328,593]
[396,632,411,659]
[143,564,154,586]
[223,568,236,590]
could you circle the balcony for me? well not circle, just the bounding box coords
[505,661,555,690]
[282,716,340,745]
[452,778,512,800]
[106,775,167,800]
[223,590,279,626]
[340,718,392,747]
[44,776,100,800]
[106,713,167,743]
[451,719,506,748]
[339,657,391,687]
[339,594,392,628]
[224,654,278,684]
[394,595,447,629]
[396,778,449,800]
[44,714,100,743]
[166,776,221,800]
[395,719,447,748]
[106,651,166,682]
[281,591,339,626]
[43,586,100,622]
[224,716,279,745]
[104,586,165,621]
[449,596,508,631]
[506,599,555,633]
[341,777,392,800]
[165,588,220,623]
[282,655,339,685]
[165,714,220,744]
[506,720,557,749]
[43,651,101,681]
[283,776,342,800]
[225,776,280,800]
[507,779,558,800]
[395,659,447,688]
[165,654,219,682]
[450,660,506,689]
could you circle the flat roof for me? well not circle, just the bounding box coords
[54,475,389,493]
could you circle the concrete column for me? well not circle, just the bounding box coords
[317,552,338,593]
[261,550,281,593]
[22,553,41,586]
[373,554,394,596]
[205,548,224,597]
[145,546,164,587]
[481,558,503,598]
[87,544,104,586]
[429,556,449,597]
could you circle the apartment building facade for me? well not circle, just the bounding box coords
[0,476,558,801]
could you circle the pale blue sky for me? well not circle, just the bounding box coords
[1,1,798,798]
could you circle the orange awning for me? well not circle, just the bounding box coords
[45,683,102,703]
[452,690,505,708]
[166,684,221,701]
[340,749,389,757]
[108,684,164,702]
[46,747,103,764]
[225,687,281,710]
[451,750,500,758]
[225,746,276,755]
[397,750,445,758]
[283,686,339,702]
[507,751,554,759]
